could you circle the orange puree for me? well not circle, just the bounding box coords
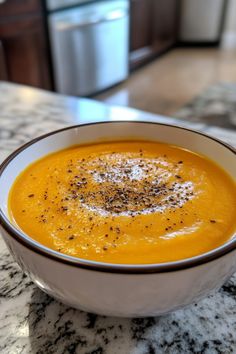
[8,141,236,264]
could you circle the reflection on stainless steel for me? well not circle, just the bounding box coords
[46,0,92,11]
[56,9,127,31]
[48,0,129,96]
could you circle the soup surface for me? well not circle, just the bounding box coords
[9,141,236,264]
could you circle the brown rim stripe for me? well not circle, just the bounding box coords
[0,121,235,274]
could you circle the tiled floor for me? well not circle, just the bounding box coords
[95,48,236,116]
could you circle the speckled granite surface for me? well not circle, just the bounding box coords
[0,82,236,354]
[176,83,236,130]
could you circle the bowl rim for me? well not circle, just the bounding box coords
[0,120,235,274]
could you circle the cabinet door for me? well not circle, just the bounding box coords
[0,16,51,89]
[0,40,8,80]
[0,0,42,17]
[130,0,179,70]
[130,0,153,52]
[152,0,179,50]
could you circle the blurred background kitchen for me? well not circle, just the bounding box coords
[0,0,236,128]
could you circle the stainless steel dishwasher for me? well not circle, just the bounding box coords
[48,0,129,96]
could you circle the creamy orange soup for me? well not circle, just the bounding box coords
[9,141,236,264]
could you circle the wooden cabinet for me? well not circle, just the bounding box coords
[0,0,52,89]
[0,0,42,17]
[130,0,153,53]
[130,0,179,70]
[152,0,179,50]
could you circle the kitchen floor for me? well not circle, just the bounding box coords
[95,48,236,116]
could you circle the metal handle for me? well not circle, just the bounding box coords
[56,9,127,31]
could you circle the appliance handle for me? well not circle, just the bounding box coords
[56,9,128,31]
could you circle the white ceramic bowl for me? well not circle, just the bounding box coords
[0,121,236,317]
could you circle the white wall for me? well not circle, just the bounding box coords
[221,0,236,48]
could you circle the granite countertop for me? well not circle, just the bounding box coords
[0,82,236,354]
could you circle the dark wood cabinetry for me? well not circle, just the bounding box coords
[0,0,51,89]
[0,40,7,80]
[130,0,179,69]
[130,0,153,53]
[0,0,42,17]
